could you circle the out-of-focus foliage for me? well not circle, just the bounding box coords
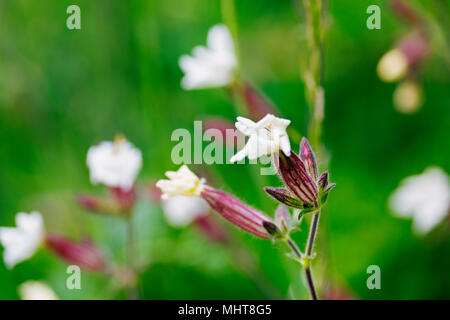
[0,0,449,299]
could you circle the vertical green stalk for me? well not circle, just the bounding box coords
[299,0,326,299]
[302,0,325,150]
[221,0,241,69]
[285,237,318,300]
[126,215,139,300]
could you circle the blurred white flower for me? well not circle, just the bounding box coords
[0,211,44,269]
[87,137,142,191]
[156,165,205,200]
[230,114,291,163]
[162,196,209,227]
[393,80,423,114]
[377,48,408,82]
[179,24,237,90]
[19,281,58,300]
[389,167,450,235]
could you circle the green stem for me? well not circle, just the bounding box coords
[126,215,139,300]
[306,211,320,256]
[285,237,318,300]
[298,0,326,299]
[221,0,241,68]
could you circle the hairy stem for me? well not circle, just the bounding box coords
[306,211,320,256]
[285,237,318,300]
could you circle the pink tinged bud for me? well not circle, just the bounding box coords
[242,83,279,120]
[275,205,291,233]
[109,186,137,213]
[45,234,107,272]
[397,32,429,68]
[200,186,274,239]
[76,194,117,213]
[390,0,423,26]
[193,215,229,244]
[277,151,318,204]
[300,138,318,180]
[264,187,303,209]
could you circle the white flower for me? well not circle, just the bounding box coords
[162,196,209,227]
[0,211,44,269]
[87,137,142,191]
[389,167,450,235]
[18,281,58,300]
[179,24,237,90]
[156,165,205,200]
[230,114,291,163]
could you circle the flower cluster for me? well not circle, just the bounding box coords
[377,0,429,114]
[266,138,335,217]
[0,211,106,271]
[156,114,335,241]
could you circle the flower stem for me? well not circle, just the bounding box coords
[126,216,139,300]
[306,211,320,256]
[285,237,318,300]
[221,0,241,68]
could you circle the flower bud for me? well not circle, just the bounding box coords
[377,32,428,83]
[277,151,318,204]
[242,83,279,119]
[393,80,423,114]
[275,205,292,234]
[300,138,318,180]
[318,172,329,190]
[264,187,303,209]
[109,186,137,213]
[377,48,409,82]
[76,194,120,214]
[45,234,107,272]
[200,186,274,239]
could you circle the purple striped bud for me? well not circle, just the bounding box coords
[45,234,107,272]
[200,186,274,239]
[318,171,329,190]
[264,187,303,209]
[300,138,318,180]
[277,151,318,204]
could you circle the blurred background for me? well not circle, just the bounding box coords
[0,0,449,299]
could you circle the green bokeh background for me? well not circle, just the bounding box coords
[0,0,449,299]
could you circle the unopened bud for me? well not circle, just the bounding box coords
[201,186,274,239]
[377,48,409,82]
[264,187,303,209]
[393,80,423,114]
[242,82,279,119]
[275,205,292,234]
[300,138,318,180]
[109,186,137,213]
[45,234,107,272]
[277,151,318,203]
[318,172,329,190]
[76,194,119,214]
